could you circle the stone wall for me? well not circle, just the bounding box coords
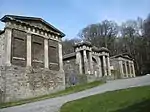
[63,57,87,86]
[110,58,120,79]
[0,33,5,66]
[0,67,5,103]
[0,66,65,103]
[0,33,5,103]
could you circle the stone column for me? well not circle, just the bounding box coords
[97,57,102,77]
[132,62,136,77]
[58,42,63,71]
[83,50,88,74]
[125,61,128,77]
[26,33,32,67]
[76,51,82,74]
[5,28,12,66]
[129,61,132,77]
[119,60,124,78]
[106,56,111,76]
[102,56,107,76]
[44,39,49,68]
[89,51,93,74]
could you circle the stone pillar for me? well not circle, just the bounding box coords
[106,56,111,76]
[119,60,124,78]
[132,62,136,77]
[26,33,32,66]
[76,51,82,74]
[129,61,132,77]
[102,56,107,76]
[58,42,63,71]
[5,28,12,66]
[89,51,93,74]
[83,50,88,74]
[44,39,49,68]
[125,61,128,77]
[97,57,102,77]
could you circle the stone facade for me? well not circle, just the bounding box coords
[0,15,65,103]
[63,42,136,85]
[63,41,111,85]
[110,54,136,79]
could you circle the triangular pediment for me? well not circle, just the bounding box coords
[1,15,65,37]
[111,53,133,60]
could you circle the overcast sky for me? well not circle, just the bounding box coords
[0,0,150,39]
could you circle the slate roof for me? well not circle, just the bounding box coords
[0,15,65,37]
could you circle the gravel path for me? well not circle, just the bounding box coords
[1,75,150,112]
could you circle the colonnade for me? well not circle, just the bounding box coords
[75,46,111,77]
[119,60,135,77]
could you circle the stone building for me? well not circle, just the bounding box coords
[0,15,65,103]
[110,53,135,78]
[63,41,136,85]
[63,41,111,84]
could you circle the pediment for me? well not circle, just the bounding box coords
[1,15,65,37]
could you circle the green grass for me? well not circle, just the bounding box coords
[60,86,150,112]
[0,81,103,109]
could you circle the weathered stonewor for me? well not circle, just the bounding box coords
[0,66,64,103]
[110,53,136,79]
[63,41,136,84]
[0,15,65,103]
[63,41,111,84]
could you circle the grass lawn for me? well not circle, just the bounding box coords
[60,86,150,112]
[0,81,103,109]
